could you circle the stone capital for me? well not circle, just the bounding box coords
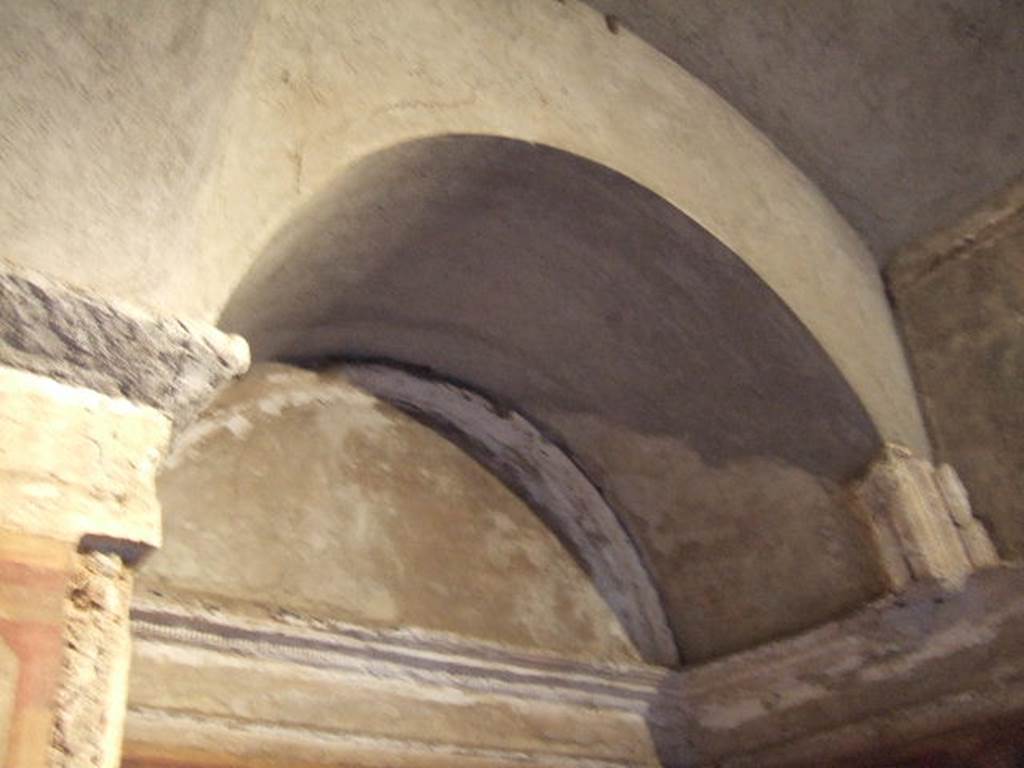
[849,443,1000,590]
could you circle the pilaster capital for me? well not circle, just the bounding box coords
[849,443,1000,590]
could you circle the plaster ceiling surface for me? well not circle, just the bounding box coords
[222,136,885,660]
[584,0,1024,261]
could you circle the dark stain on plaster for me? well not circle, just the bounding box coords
[222,134,881,481]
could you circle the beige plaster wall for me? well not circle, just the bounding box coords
[138,364,640,663]
[889,181,1024,561]
[558,414,883,661]
[0,0,926,454]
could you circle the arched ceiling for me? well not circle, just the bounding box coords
[0,0,928,454]
[585,0,1024,261]
[222,136,878,479]
[222,135,885,660]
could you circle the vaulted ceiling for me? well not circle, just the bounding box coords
[585,0,1024,262]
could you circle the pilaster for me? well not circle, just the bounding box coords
[0,264,248,768]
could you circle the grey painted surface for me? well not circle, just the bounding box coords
[586,0,1024,261]
[223,137,880,480]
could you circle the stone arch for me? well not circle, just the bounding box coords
[141,362,652,666]
[341,363,679,666]
[220,134,887,661]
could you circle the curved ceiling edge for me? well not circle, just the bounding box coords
[341,362,680,668]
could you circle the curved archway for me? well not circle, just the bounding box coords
[222,135,885,661]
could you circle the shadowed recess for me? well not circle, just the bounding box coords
[221,135,885,660]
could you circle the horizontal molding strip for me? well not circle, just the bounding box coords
[130,597,670,714]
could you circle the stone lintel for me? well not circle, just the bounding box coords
[0,262,250,427]
[849,443,999,590]
[0,366,169,554]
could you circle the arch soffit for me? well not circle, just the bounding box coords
[196,0,925,452]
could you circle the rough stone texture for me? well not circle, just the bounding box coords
[888,179,1024,561]
[584,0,1024,262]
[848,444,998,590]
[935,464,1001,569]
[672,566,1024,767]
[0,263,249,426]
[122,566,1024,767]
[141,363,641,664]
[49,552,133,768]
[0,366,169,553]
[0,1,926,457]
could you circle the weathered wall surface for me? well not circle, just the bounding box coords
[0,0,926,454]
[122,565,1024,768]
[558,415,882,661]
[139,364,639,663]
[143,358,883,663]
[888,181,1024,560]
